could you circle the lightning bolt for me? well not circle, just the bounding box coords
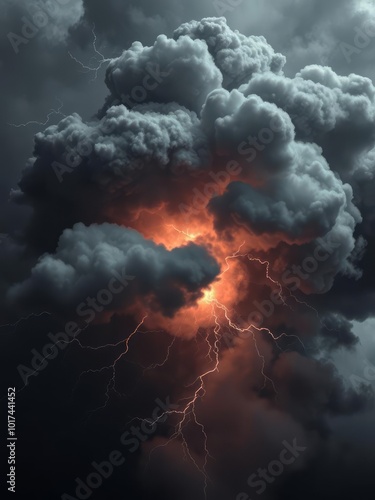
[247,255,329,337]
[0,311,51,331]
[134,230,310,495]
[64,226,309,494]
[75,316,148,414]
[8,98,65,128]
[68,24,114,83]
[143,335,219,497]
[141,334,176,373]
[73,324,177,404]
[165,224,201,242]
[247,256,288,307]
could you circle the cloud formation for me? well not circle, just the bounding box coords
[8,222,220,317]
[3,8,375,500]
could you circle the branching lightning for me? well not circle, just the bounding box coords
[0,311,51,331]
[25,221,311,494]
[68,24,114,83]
[8,98,65,128]
[141,335,176,373]
[74,316,148,414]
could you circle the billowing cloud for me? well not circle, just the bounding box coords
[8,222,220,317]
[174,17,286,87]
[3,10,375,500]
[104,32,222,113]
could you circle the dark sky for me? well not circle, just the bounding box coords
[1,1,375,499]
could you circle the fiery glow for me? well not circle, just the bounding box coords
[124,204,254,338]
[89,192,307,494]
[202,288,215,304]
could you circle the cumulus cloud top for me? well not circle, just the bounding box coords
[174,17,286,87]
[11,17,373,298]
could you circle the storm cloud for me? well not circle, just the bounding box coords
[2,4,375,500]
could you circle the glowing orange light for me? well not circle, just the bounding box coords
[202,288,215,304]
[116,199,257,338]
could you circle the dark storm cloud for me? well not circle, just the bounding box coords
[19,102,209,187]
[104,31,223,113]
[8,222,220,317]
[317,313,359,351]
[2,4,375,500]
[200,84,365,292]
[153,335,372,500]
[173,17,286,88]
[93,0,375,86]
[8,15,372,310]
[201,88,295,172]
[209,164,355,241]
[0,0,95,249]
[241,66,375,182]
[77,0,375,84]
[10,101,212,252]
[102,16,286,113]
